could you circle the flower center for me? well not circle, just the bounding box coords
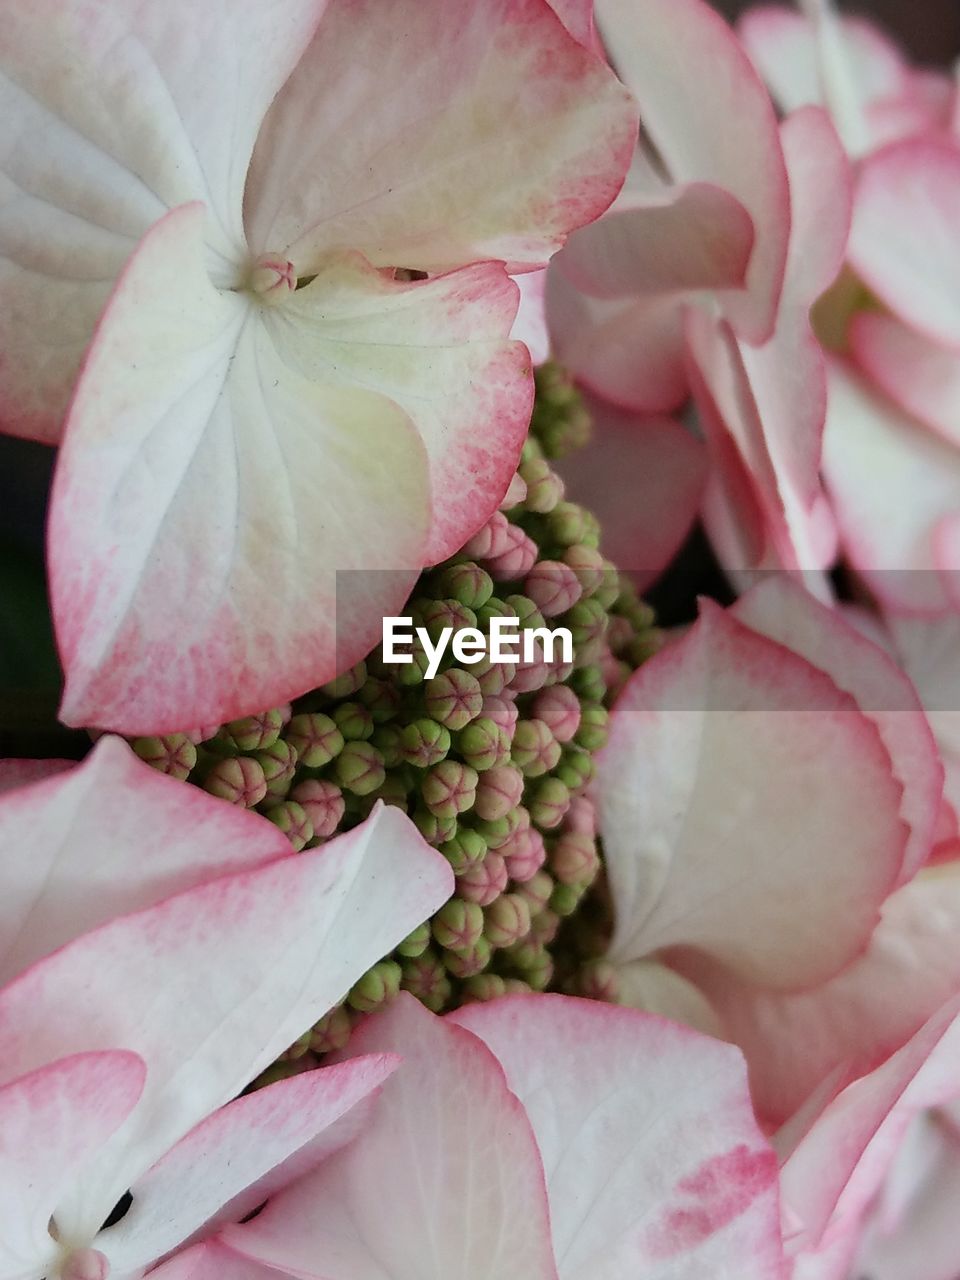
[247,253,297,305]
[59,1248,110,1280]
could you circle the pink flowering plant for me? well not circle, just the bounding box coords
[4,1,960,1278]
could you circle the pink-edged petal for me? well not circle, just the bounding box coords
[269,253,532,564]
[50,204,428,734]
[850,138,960,350]
[511,269,550,366]
[149,1242,293,1280]
[0,757,73,794]
[0,1051,145,1278]
[731,576,942,885]
[595,0,790,342]
[696,863,960,1128]
[0,0,327,442]
[739,6,907,122]
[555,397,707,592]
[778,993,960,1255]
[104,1056,398,1273]
[886,615,960,818]
[850,311,960,448]
[821,360,960,614]
[546,266,688,412]
[545,0,601,49]
[597,599,907,989]
[0,735,291,985]
[0,804,452,1245]
[857,1112,960,1280]
[556,183,754,300]
[453,995,783,1279]
[224,992,558,1280]
[246,0,637,274]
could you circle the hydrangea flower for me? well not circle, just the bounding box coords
[0,0,637,735]
[178,994,785,1279]
[0,736,452,1278]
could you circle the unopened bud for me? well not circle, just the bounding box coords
[284,713,345,767]
[422,760,478,818]
[520,454,564,512]
[265,800,313,852]
[435,562,494,609]
[440,829,487,874]
[203,756,268,808]
[486,523,539,581]
[132,734,197,780]
[575,703,609,752]
[502,827,547,883]
[458,717,510,771]
[524,561,582,617]
[531,685,581,743]
[528,777,571,830]
[444,936,492,979]
[424,669,483,730]
[290,779,345,838]
[457,849,508,906]
[254,739,299,801]
[401,950,452,1012]
[310,1006,353,1054]
[331,701,374,742]
[577,959,621,1002]
[335,742,386,795]
[396,921,432,958]
[322,661,368,698]
[348,959,402,1013]
[432,898,485,952]
[473,765,524,822]
[463,973,508,1002]
[484,894,532,949]
[221,708,284,752]
[511,719,561,777]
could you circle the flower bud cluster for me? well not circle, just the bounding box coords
[128,369,659,1069]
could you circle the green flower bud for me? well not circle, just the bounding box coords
[396,920,432,958]
[564,596,609,651]
[561,543,605,595]
[506,940,554,990]
[475,597,517,630]
[554,747,595,793]
[546,501,592,548]
[221,708,285,752]
[358,676,403,723]
[203,756,268,808]
[413,806,459,846]
[284,713,344,767]
[265,799,313,852]
[400,718,451,768]
[322,661,368,699]
[335,741,386,795]
[528,777,571,830]
[331,701,374,742]
[575,703,609,752]
[550,880,589,918]
[132,734,197,780]
[569,664,607,703]
[517,871,555,915]
[444,936,492,979]
[594,559,622,610]
[462,973,508,1002]
[457,717,510,771]
[420,598,478,644]
[254,739,299,801]
[473,764,524,822]
[551,832,600,886]
[400,950,452,1013]
[421,760,478,819]
[504,594,547,633]
[423,669,483,730]
[432,898,485,952]
[435,562,494,609]
[519,455,564,513]
[310,1006,353,1054]
[348,958,402,1013]
[484,894,532,949]
[371,724,404,768]
[289,778,345,838]
[440,829,487,874]
[530,907,561,946]
[502,977,534,995]
[511,719,561,778]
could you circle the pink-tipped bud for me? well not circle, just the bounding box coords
[531,685,581,743]
[474,765,524,821]
[290,779,345,838]
[62,1249,110,1280]
[550,832,600,885]
[524,560,583,617]
[203,756,268,808]
[508,647,552,695]
[486,524,539,582]
[484,893,532,949]
[511,719,561,778]
[457,850,509,906]
[481,695,519,734]
[565,794,597,838]
[463,511,514,560]
[131,734,197,780]
[502,827,547,883]
[249,253,297,302]
[517,870,554,914]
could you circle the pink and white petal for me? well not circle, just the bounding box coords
[597,600,907,989]
[544,0,602,50]
[0,804,452,1245]
[50,204,428,735]
[554,398,707,592]
[886,614,960,815]
[268,254,532,564]
[0,757,74,794]
[104,1056,398,1273]
[821,360,960,614]
[857,1112,960,1280]
[731,576,943,885]
[778,993,960,1254]
[224,993,558,1280]
[614,958,725,1038]
[546,267,688,412]
[851,311,960,448]
[850,138,960,350]
[246,0,637,274]
[0,0,327,442]
[149,1242,295,1280]
[555,184,754,300]
[454,995,783,1279]
[0,1051,145,1279]
[595,0,790,342]
[0,735,291,985]
[739,7,907,118]
[511,269,550,366]
[695,864,960,1128]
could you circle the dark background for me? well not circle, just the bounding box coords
[0,0,957,752]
